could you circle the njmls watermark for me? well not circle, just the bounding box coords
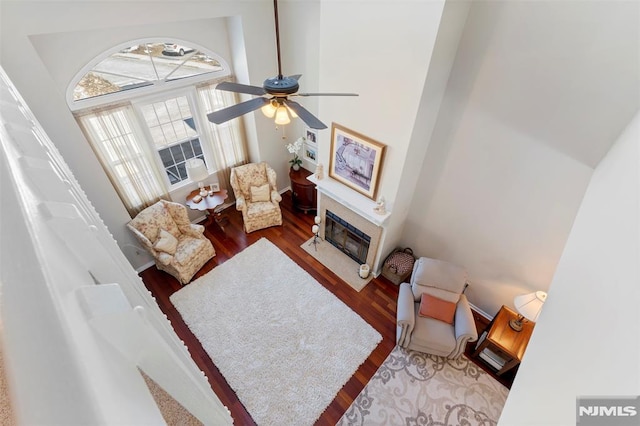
[577,396,639,425]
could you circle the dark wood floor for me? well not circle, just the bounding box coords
[140,191,513,426]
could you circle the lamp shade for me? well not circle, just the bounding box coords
[274,106,291,125]
[261,101,277,118]
[513,290,547,322]
[186,158,208,183]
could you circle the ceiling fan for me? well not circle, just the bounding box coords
[206,0,358,130]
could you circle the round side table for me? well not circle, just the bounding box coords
[185,188,228,227]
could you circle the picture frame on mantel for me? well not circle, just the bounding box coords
[329,123,385,200]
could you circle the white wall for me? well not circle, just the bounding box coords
[316,0,448,266]
[0,1,296,270]
[500,110,640,425]
[402,0,639,315]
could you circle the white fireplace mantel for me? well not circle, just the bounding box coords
[308,175,391,226]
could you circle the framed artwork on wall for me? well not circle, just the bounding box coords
[303,142,317,164]
[305,127,318,145]
[329,123,385,200]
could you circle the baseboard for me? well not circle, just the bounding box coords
[135,260,156,273]
[469,302,493,321]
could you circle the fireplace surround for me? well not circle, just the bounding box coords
[317,192,383,275]
[325,210,371,264]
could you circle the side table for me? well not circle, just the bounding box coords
[472,305,534,376]
[185,188,228,227]
[289,167,316,214]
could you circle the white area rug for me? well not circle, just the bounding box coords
[170,238,381,426]
[337,346,509,426]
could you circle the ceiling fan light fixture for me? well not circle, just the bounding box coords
[285,104,298,118]
[204,0,356,130]
[274,105,291,125]
[261,100,278,118]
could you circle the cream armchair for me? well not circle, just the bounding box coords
[396,257,478,359]
[230,162,283,233]
[127,200,215,285]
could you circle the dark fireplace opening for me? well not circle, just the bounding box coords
[325,210,371,264]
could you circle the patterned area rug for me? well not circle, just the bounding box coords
[338,346,509,426]
[170,238,381,426]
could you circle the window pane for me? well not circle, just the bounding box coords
[149,126,165,147]
[165,98,180,118]
[174,121,189,141]
[142,105,160,127]
[176,162,187,180]
[182,142,194,159]
[159,148,173,168]
[161,123,178,144]
[166,166,180,185]
[170,145,184,163]
[192,138,202,156]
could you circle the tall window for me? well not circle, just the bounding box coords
[72,39,248,217]
[139,95,206,185]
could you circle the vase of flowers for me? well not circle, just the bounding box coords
[286,137,304,171]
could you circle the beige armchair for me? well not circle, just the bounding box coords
[127,200,215,284]
[230,162,283,233]
[396,257,478,359]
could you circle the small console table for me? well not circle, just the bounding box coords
[289,167,316,214]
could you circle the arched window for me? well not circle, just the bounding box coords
[71,39,246,216]
[68,40,230,108]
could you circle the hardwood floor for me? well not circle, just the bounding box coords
[140,191,400,425]
[139,191,513,425]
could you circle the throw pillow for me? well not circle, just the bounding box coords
[154,228,178,255]
[418,293,456,324]
[250,183,271,202]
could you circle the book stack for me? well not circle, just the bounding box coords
[475,331,507,370]
[478,348,507,370]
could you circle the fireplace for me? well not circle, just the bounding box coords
[325,210,371,264]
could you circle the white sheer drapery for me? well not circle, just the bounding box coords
[77,105,169,216]
[197,82,248,195]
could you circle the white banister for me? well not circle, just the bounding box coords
[0,66,232,425]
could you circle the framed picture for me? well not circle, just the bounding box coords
[329,123,385,200]
[208,182,220,192]
[305,127,318,145]
[303,142,317,164]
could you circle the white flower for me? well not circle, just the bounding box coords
[285,137,305,154]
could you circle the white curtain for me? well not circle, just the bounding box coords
[197,81,248,197]
[77,105,169,217]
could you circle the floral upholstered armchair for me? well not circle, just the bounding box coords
[230,162,283,233]
[127,200,215,284]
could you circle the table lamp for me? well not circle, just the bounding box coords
[186,158,209,197]
[509,290,547,332]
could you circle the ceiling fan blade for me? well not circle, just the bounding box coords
[296,92,359,97]
[207,97,270,124]
[283,99,327,130]
[288,74,302,81]
[216,81,267,96]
